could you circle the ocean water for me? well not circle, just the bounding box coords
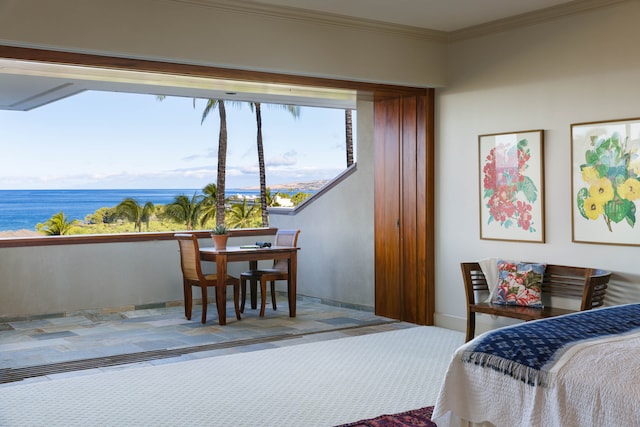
[0,189,262,231]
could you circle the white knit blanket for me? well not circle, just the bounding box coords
[432,325,640,427]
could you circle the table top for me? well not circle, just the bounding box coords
[200,245,299,254]
[199,245,299,261]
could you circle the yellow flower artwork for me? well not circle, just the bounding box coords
[572,118,640,245]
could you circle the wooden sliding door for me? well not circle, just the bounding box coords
[374,90,434,325]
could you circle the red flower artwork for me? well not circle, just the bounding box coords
[482,139,538,232]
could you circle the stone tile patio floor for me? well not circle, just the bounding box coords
[0,296,415,387]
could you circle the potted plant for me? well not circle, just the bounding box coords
[211,224,229,250]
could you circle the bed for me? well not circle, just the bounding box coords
[432,303,640,427]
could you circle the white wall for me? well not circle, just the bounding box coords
[0,0,447,87]
[0,235,267,318]
[271,99,375,307]
[436,1,640,333]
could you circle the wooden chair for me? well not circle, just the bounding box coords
[240,229,300,317]
[175,233,241,324]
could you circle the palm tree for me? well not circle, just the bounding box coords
[345,109,354,167]
[265,187,281,207]
[158,95,231,227]
[116,198,155,232]
[165,193,202,230]
[248,103,300,227]
[226,198,260,229]
[197,99,234,228]
[41,211,76,235]
[198,182,218,227]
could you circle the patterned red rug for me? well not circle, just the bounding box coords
[336,406,436,427]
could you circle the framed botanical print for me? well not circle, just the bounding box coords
[571,118,640,246]
[479,130,545,243]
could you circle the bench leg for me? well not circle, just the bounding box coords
[466,310,476,342]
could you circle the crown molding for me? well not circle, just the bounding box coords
[170,0,631,44]
[168,0,448,42]
[448,0,631,42]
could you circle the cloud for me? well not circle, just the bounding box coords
[267,150,297,167]
[237,163,260,174]
[181,147,216,162]
[0,160,347,191]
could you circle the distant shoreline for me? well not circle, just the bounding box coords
[241,180,328,192]
[0,229,41,237]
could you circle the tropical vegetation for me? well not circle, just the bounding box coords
[35,183,312,235]
[116,198,155,232]
[38,211,77,235]
[164,193,203,230]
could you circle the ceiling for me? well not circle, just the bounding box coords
[249,0,576,32]
[0,0,580,111]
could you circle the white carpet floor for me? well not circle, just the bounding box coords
[0,326,464,427]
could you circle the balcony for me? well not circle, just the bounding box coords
[0,163,373,322]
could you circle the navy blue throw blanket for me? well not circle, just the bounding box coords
[462,304,640,386]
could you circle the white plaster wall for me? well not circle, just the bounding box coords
[436,1,640,333]
[270,99,375,307]
[0,0,447,87]
[0,235,263,318]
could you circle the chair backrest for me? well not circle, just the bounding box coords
[273,229,300,270]
[461,262,488,306]
[274,229,300,247]
[175,233,203,282]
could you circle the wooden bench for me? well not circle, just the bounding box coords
[462,262,611,342]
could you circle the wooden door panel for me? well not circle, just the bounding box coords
[374,91,434,325]
[401,96,418,323]
[374,98,402,318]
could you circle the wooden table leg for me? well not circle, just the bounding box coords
[216,253,227,325]
[288,250,297,317]
[249,260,258,309]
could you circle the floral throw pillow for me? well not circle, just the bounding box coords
[492,260,545,307]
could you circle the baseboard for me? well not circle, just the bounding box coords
[434,313,466,333]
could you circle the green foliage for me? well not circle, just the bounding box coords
[211,224,229,235]
[265,188,281,207]
[116,197,155,232]
[85,207,118,224]
[291,192,311,205]
[39,211,77,235]
[164,193,203,230]
[29,184,320,236]
[226,199,261,229]
[199,182,218,227]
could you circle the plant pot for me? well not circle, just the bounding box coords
[212,234,229,250]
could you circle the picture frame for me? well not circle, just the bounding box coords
[479,130,545,243]
[571,118,640,246]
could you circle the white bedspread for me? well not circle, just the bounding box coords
[432,330,640,427]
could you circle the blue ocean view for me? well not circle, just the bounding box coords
[0,189,263,231]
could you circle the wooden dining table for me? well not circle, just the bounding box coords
[199,245,300,325]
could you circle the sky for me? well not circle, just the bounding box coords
[1,90,356,190]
